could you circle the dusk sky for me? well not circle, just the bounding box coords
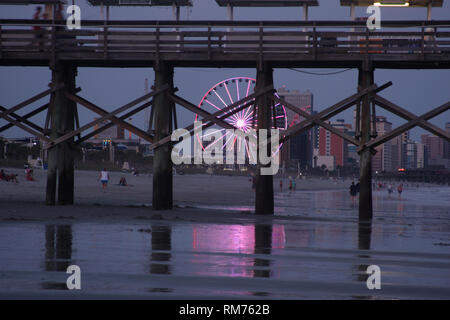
[0,0,449,142]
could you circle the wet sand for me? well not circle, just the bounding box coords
[0,168,449,299]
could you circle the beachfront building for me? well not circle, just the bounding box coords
[278,87,314,169]
[372,116,393,172]
[318,119,353,169]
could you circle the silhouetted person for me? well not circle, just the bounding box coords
[32,7,43,50]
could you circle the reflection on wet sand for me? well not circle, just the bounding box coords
[150,225,172,275]
[356,221,372,282]
[42,224,73,290]
[253,224,272,278]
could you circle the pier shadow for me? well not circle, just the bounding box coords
[253,224,272,278]
[150,225,172,275]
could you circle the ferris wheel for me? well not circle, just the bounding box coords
[196,77,287,162]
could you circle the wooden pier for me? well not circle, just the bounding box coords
[1,19,449,218]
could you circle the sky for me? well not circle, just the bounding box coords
[0,0,449,143]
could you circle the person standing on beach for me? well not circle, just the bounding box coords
[292,179,296,192]
[98,168,110,191]
[279,179,283,192]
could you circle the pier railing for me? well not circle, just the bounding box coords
[0,20,449,63]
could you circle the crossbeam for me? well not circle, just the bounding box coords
[150,85,273,150]
[169,93,235,130]
[44,84,169,149]
[374,94,450,141]
[76,100,154,145]
[271,96,360,147]
[65,92,155,144]
[0,110,51,143]
[0,104,46,134]
[0,83,64,121]
[358,100,450,152]
[280,82,392,143]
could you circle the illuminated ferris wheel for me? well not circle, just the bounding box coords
[196,77,287,162]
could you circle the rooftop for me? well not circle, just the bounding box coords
[340,0,443,7]
[87,0,192,6]
[215,0,319,7]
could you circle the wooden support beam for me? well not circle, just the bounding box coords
[44,84,169,149]
[255,63,274,215]
[46,63,77,206]
[65,92,155,144]
[373,95,450,142]
[359,100,450,152]
[280,82,391,143]
[0,109,50,143]
[152,63,174,210]
[271,96,360,147]
[169,93,235,130]
[150,85,272,150]
[76,101,153,145]
[151,99,255,151]
[0,83,64,121]
[358,61,374,221]
[0,104,46,133]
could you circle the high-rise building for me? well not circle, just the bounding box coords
[372,116,393,172]
[318,119,352,168]
[421,133,445,164]
[403,139,417,169]
[277,87,313,169]
[391,131,409,170]
[416,143,427,169]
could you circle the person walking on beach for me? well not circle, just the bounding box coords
[397,183,403,199]
[98,168,110,191]
[349,181,357,203]
[387,184,393,198]
[292,179,296,192]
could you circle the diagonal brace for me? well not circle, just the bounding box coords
[358,100,450,152]
[0,83,64,121]
[271,96,360,146]
[44,84,169,149]
[374,95,450,142]
[65,92,155,144]
[280,82,392,143]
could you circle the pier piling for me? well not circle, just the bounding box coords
[152,63,174,210]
